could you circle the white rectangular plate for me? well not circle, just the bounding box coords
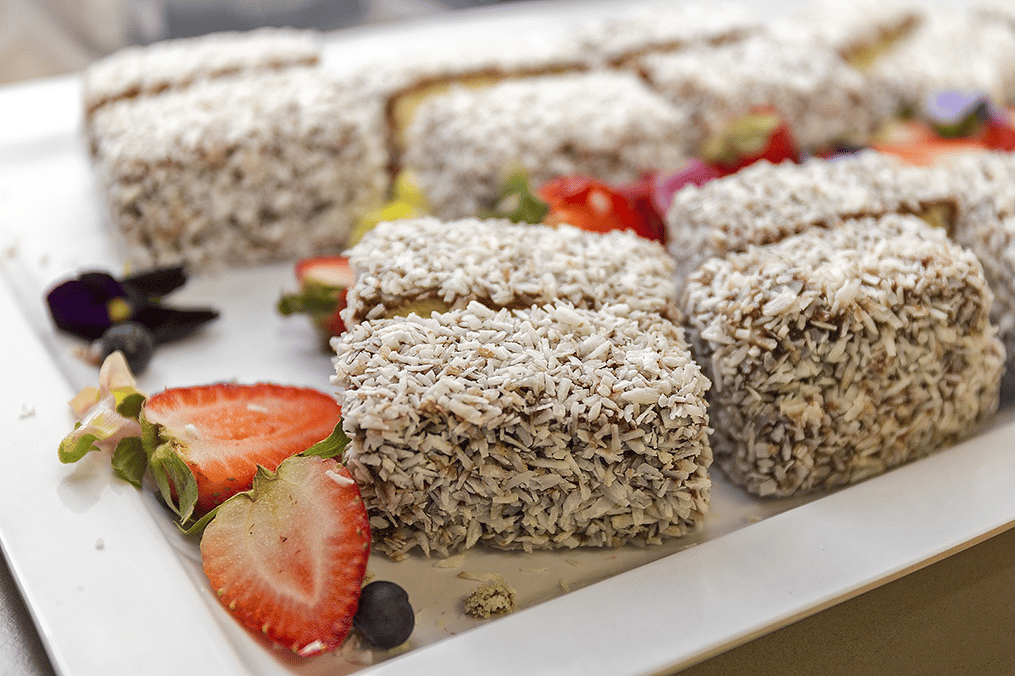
[1,1,1011,675]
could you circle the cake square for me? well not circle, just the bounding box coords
[402,71,692,220]
[343,217,681,326]
[664,152,958,288]
[333,301,712,559]
[639,35,894,153]
[681,214,1004,497]
[89,69,387,269]
[941,151,1015,365]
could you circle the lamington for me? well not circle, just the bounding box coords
[868,8,1015,112]
[680,214,1004,498]
[638,35,895,153]
[89,69,387,269]
[664,152,957,288]
[937,151,1015,365]
[333,300,712,559]
[342,217,681,326]
[402,70,691,220]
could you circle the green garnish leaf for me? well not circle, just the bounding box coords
[300,423,351,461]
[483,169,549,224]
[111,437,147,488]
[277,285,340,317]
[701,111,781,166]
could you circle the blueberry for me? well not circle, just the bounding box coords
[98,322,156,373]
[353,581,414,650]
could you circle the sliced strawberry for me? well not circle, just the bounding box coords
[614,173,666,243]
[200,455,370,657]
[701,107,800,175]
[981,106,1015,151]
[278,256,355,342]
[537,175,656,239]
[141,383,342,521]
[650,159,724,219]
[871,118,985,166]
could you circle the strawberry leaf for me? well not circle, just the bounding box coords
[111,437,147,488]
[142,415,201,524]
[300,424,350,461]
[181,506,220,537]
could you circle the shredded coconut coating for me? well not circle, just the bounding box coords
[681,215,1004,498]
[90,69,387,269]
[869,9,1015,110]
[766,0,925,61]
[937,151,1015,363]
[572,0,761,67]
[350,31,589,100]
[403,71,691,220]
[348,30,590,172]
[975,0,1015,30]
[82,27,321,117]
[639,35,894,153]
[664,152,957,287]
[332,301,712,559]
[343,217,680,325]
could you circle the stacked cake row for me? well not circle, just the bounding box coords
[83,0,1015,268]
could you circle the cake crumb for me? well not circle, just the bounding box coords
[339,633,374,666]
[19,405,35,419]
[463,577,516,619]
[94,538,105,550]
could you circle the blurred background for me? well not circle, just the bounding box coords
[0,0,511,85]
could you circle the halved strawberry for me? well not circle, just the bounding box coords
[277,256,355,343]
[200,455,370,657]
[141,383,343,522]
[537,175,657,239]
